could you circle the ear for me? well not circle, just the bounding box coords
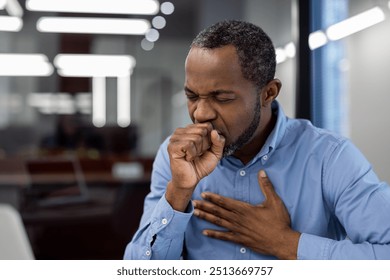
[261,79,282,106]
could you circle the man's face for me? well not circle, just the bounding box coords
[184,45,262,157]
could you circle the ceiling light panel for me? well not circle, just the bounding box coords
[54,54,136,77]
[326,7,385,41]
[0,16,23,32]
[26,0,159,15]
[5,0,24,17]
[0,54,53,76]
[37,17,150,35]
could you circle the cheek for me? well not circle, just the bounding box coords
[187,103,195,123]
[220,108,252,138]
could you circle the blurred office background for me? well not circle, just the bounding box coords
[0,0,389,259]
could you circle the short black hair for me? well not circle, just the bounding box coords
[191,20,276,89]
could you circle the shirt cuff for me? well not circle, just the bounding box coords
[150,194,194,237]
[297,233,335,259]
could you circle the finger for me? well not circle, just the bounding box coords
[202,229,238,243]
[209,130,225,159]
[201,192,246,215]
[170,125,213,158]
[257,170,278,203]
[193,207,229,228]
[193,198,233,221]
[179,135,210,160]
[172,123,213,136]
[169,140,198,161]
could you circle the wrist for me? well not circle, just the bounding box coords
[274,230,301,260]
[165,181,195,212]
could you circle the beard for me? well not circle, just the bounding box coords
[223,94,261,157]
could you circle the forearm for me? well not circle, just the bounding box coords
[165,181,195,212]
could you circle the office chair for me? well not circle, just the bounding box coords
[0,203,35,260]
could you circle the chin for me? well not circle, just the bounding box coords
[222,144,237,157]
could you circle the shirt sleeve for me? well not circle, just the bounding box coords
[298,139,390,259]
[123,195,193,259]
[123,138,193,260]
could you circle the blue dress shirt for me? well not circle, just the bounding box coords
[124,101,390,260]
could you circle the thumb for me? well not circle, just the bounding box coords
[209,130,225,159]
[258,170,277,202]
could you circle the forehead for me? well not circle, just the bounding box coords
[185,45,240,74]
[185,45,247,91]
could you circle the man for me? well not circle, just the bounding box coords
[124,20,390,259]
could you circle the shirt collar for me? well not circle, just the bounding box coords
[250,100,287,163]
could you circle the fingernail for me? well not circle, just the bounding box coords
[194,209,199,216]
[203,230,209,236]
[201,192,207,199]
[260,170,267,178]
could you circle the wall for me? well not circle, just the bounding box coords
[244,0,296,118]
[347,3,390,183]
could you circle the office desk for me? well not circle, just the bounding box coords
[21,182,150,260]
[0,155,152,259]
[21,186,116,226]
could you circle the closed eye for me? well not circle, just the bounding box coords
[213,96,235,103]
[185,93,198,101]
[212,92,236,103]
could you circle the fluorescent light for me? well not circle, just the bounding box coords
[0,16,23,32]
[54,54,136,77]
[0,54,53,76]
[75,93,92,114]
[26,0,159,15]
[117,75,131,127]
[92,77,106,127]
[326,7,385,41]
[5,0,23,17]
[276,48,287,64]
[37,17,150,35]
[284,42,296,58]
[276,42,295,64]
[388,1,390,10]
[29,92,92,115]
[309,30,328,50]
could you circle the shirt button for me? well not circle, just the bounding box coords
[239,170,246,176]
[146,250,151,256]
[240,247,246,254]
[162,218,168,225]
[263,155,268,161]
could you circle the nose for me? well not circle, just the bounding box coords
[193,98,217,123]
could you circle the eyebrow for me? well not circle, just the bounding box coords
[184,86,235,96]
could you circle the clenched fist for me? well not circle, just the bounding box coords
[165,122,225,211]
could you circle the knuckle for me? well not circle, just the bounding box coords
[214,217,223,226]
[210,206,220,216]
[217,197,225,206]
